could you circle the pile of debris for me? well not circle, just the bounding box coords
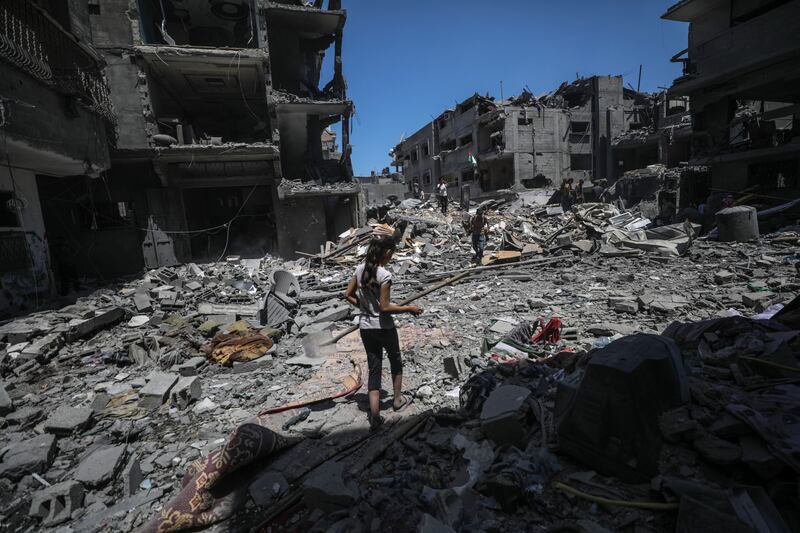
[1,196,799,532]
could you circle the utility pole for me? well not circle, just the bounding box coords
[637,64,643,92]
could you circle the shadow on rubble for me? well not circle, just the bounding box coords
[166,332,800,533]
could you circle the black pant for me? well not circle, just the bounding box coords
[438,195,448,214]
[360,328,402,391]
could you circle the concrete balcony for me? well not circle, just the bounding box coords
[669,2,800,96]
[0,0,113,121]
[0,0,111,175]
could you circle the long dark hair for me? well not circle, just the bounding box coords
[362,237,396,289]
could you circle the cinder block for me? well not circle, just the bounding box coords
[170,376,201,409]
[29,481,84,526]
[138,372,179,409]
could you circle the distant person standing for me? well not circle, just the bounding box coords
[436,178,448,215]
[561,179,573,212]
[470,206,489,264]
[576,179,585,204]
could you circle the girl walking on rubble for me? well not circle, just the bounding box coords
[344,236,422,430]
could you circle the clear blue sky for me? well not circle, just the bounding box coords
[333,0,689,176]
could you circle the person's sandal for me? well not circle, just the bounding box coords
[369,414,385,431]
[393,395,412,412]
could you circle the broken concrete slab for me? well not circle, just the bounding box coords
[122,455,144,497]
[44,406,94,435]
[177,356,206,376]
[310,305,350,325]
[714,270,735,284]
[67,307,125,341]
[133,293,153,313]
[0,382,13,415]
[29,480,85,526]
[170,376,201,409]
[21,332,64,361]
[302,461,360,512]
[0,433,57,480]
[610,298,638,314]
[138,372,179,409]
[5,406,43,427]
[741,291,778,310]
[74,445,126,487]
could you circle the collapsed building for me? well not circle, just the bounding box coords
[391,76,650,201]
[0,0,364,317]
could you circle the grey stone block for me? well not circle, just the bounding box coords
[74,445,126,487]
[170,377,201,409]
[29,480,84,526]
[44,406,94,435]
[480,385,532,447]
[177,356,206,377]
[0,433,57,480]
[138,372,179,409]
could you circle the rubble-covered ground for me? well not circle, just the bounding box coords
[1,197,799,533]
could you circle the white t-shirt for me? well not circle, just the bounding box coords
[354,264,395,329]
[437,183,448,197]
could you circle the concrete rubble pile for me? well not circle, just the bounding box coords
[1,198,799,532]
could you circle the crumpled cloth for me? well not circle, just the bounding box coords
[140,418,295,533]
[202,331,273,366]
[141,363,362,533]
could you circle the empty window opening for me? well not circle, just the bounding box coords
[518,117,533,126]
[422,173,430,185]
[459,134,472,147]
[440,139,457,151]
[421,142,430,157]
[410,147,419,162]
[88,1,101,15]
[570,121,590,143]
[570,154,592,171]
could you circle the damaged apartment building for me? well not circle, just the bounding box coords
[0,0,113,314]
[662,0,800,210]
[391,76,648,200]
[607,0,800,227]
[0,0,362,317]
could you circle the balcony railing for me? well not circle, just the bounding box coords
[0,0,114,122]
